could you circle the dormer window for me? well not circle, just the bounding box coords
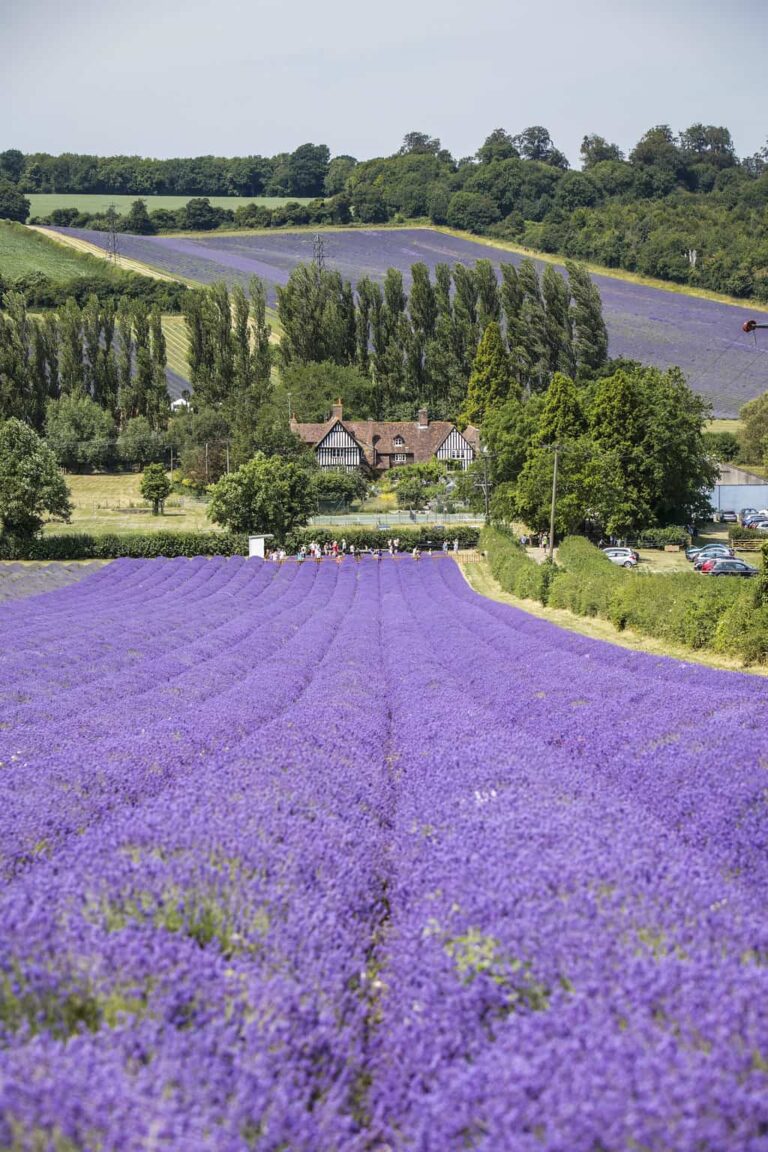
[393,436,405,447]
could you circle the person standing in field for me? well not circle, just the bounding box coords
[453,537,459,553]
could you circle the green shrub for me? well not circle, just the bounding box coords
[548,537,621,617]
[715,586,768,664]
[482,527,551,604]
[631,526,691,549]
[0,532,247,561]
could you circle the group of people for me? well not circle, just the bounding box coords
[519,532,550,550]
[264,536,463,564]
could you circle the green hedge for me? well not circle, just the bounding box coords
[728,526,767,544]
[0,532,248,561]
[0,525,481,561]
[283,526,481,552]
[547,537,622,617]
[483,527,554,604]
[482,530,767,664]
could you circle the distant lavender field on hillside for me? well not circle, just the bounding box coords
[50,226,768,415]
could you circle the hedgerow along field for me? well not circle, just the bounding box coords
[2,554,768,1150]
[48,225,768,416]
[26,194,314,217]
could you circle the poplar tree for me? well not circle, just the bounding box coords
[516,260,548,392]
[58,299,83,396]
[566,261,608,374]
[474,259,501,330]
[541,265,575,377]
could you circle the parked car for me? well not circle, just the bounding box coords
[704,559,759,577]
[753,521,768,532]
[718,510,738,523]
[602,547,639,568]
[685,543,734,562]
[694,553,730,571]
[743,512,768,527]
[739,507,758,525]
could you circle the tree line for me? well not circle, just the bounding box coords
[0,292,170,469]
[0,144,333,198]
[274,257,607,421]
[5,123,768,298]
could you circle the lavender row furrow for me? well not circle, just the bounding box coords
[0,561,354,879]
[1,557,767,1150]
[0,563,391,1150]
[367,560,768,1150]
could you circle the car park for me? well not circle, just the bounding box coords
[704,559,759,577]
[685,543,734,562]
[602,547,639,568]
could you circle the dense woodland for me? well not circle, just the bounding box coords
[4,123,768,299]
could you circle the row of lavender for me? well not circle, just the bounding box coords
[1,557,768,1149]
[49,225,768,414]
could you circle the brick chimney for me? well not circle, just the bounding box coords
[331,399,343,421]
[417,407,429,428]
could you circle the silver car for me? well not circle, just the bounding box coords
[602,547,638,569]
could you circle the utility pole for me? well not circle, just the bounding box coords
[548,443,559,561]
[481,446,490,524]
[312,233,326,273]
[106,203,120,264]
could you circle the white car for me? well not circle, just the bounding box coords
[602,547,639,569]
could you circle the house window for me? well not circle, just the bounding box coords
[393,453,408,464]
[393,436,405,447]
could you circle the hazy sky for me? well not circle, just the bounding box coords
[2,0,766,164]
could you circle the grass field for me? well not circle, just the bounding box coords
[46,473,215,536]
[707,418,744,434]
[0,221,122,281]
[27,194,313,217]
[161,315,190,378]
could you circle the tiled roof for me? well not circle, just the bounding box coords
[292,412,479,468]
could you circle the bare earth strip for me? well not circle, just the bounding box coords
[26,225,180,283]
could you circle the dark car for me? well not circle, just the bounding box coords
[739,508,758,526]
[705,559,759,577]
[685,543,734,562]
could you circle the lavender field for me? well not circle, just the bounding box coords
[49,226,768,415]
[2,555,768,1151]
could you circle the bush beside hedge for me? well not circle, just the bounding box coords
[482,530,768,664]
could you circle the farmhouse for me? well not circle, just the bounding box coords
[291,402,480,473]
